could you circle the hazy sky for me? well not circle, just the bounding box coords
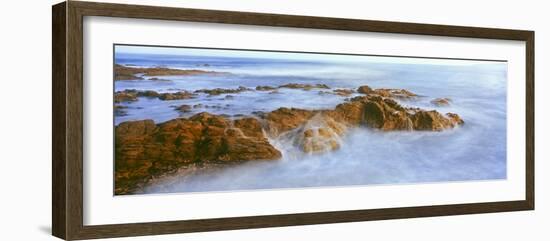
[115,44,506,66]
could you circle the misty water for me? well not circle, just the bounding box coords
[115,49,507,193]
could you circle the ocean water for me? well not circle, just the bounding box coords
[114,49,507,193]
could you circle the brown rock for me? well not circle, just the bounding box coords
[114,64,224,81]
[357,85,373,94]
[175,104,192,113]
[278,83,330,90]
[114,64,144,80]
[148,77,171,82]
[446,113,465,125]
[264,107,317,136]
[114,113,281,195]
[357,85,417,99]
[137,90,160,98]
[195,86,251,95]
[290,114,346,154]
[256,85,277,91]
[371,88,418,99]
[431,98,452,106]
[159,91,196,100]
[326,95,462,131]
[333,89,354,96]
[114,90,138,103]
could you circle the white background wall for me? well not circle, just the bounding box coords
[0,0,547,240]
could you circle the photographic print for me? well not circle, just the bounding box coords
[113,44,507,195]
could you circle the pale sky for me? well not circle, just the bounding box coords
[115,44,506,66]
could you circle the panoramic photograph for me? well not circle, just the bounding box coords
[113,44,507,195]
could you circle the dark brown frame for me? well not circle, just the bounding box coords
[52,1,535,240]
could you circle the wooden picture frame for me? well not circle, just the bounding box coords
[52,1,534,240]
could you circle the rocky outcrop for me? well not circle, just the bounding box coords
[263,107,317,136]
[278,83,330,90]
[330,95,463,131]
[148,77,171,82]
[114,64,144,80]
[291,114,346,153]
[137,90,160,98]
[357,85,417,99]
[114,90,138,103]
[114,64,224,80]
[115,113,282,195]
[256,85,278,91]
[195,86,251,95]
[333,89,354,96]
[357,85,373,94]
[431,97,452,106]
[159,91,196,100]
[115,84,466,193]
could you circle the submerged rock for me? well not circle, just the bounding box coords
[115,113,282,195]
[175,104,192,113]
[148,77,171,82]
[431,97,452,106]
[114,105,128,116]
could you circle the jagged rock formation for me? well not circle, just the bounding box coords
[114,84,465,194]
[115,113,282,194]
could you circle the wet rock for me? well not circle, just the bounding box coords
[357,85,417,99]
[357,85,373,94]
[159,91,196,100]
[114,64,144,80]
[264,107,317,136]
[195,86,251,95]
[224,95,234,100]
[175,104,192,113]
[410,110,460,131]
[256,85,277,91]
[137,90,160,98]
[115,113,282,195]
[445,113,465,125]
[333,89,354,96]
[322,95,463,131]
[370,88,418,99]
[325,101,365,126]
[292,114,346,154]
[148,77,171,82]
[340,95,462,131]
[431,97,452,106]
[114,64,224,81]
[278,83,330,90]
[114,90,138,103]
[193,104,203,108]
